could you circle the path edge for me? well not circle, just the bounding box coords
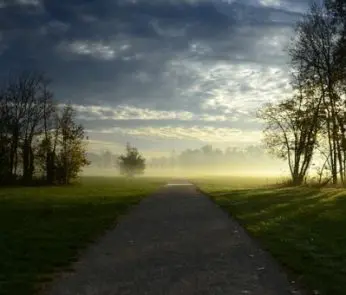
[192,183,309,295]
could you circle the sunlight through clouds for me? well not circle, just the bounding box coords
[167,60,292,113]
[0,0,309,153]
[73,105,228,121]
[90,126,263,144]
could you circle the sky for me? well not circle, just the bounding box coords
[0,0,311,157]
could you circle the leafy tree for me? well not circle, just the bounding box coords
[54,104,90,184]
[118,143,146,177]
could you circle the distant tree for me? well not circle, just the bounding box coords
[101,150,113,168]
[118,143,146,177]
[86,152,102,167]
[146,144,283,173]
[201,144,213,155]
[113,153,120,169]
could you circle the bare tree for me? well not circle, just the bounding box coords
[0,84,12,183]
[258,85,320,185]
[0,71,89,186]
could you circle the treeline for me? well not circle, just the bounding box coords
[259,0,346,186]
[87,150,119,169]
[148,145,279,169]
[0,71,89,186]
[88,145,281,170]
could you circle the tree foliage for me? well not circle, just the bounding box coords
[118,143,146,177]
[54,105,90,184]
[0,71,89,186]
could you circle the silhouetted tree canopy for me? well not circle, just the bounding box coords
[260,0,346,186]
[0,71,89,186]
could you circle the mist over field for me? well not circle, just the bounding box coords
[82,144,288,178]
[82,167,286,178]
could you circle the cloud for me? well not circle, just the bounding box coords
[73,104,232,122]
[57,40,133,60]
[259,0,280,6]
[87,139,123,154]
[88,126,263,145]
[1,0,42,6]
[0,0,310,151]
[16,0,41,5]
[72,104,265,135]
[61,41,116,60]
[166,59,292,113]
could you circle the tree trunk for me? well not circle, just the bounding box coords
[46,151,55,184]
[22,139,34,184]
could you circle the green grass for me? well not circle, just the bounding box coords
[193,176,346,295]
[0,176,167,295]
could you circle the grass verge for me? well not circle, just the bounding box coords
[0,176,166,295]
[193,176,346,295]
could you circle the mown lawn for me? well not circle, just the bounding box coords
[193,176,346,295]
[0,177,166,295]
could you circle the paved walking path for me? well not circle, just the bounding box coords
[47,180,301,295]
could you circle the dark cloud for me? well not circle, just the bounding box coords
[0,0,310,149]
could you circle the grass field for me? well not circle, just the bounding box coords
[0,176,167,295]
[193,176,346,295]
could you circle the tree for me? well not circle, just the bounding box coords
[0,86,11,184]
[288,0,346,185]
[54,104,90,184]
[325,0,346,75]
[101,150,113,168]
[0,71,90,186]
[258,87,321,185]
[118,143,146,177]
[0,71,56,184]
[258,0,346,185]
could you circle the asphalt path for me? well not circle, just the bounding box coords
[46,179,301,295]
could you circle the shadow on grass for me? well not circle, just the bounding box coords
[0,196,142,295]
[0,176,167,295]
[203,186,346,295]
